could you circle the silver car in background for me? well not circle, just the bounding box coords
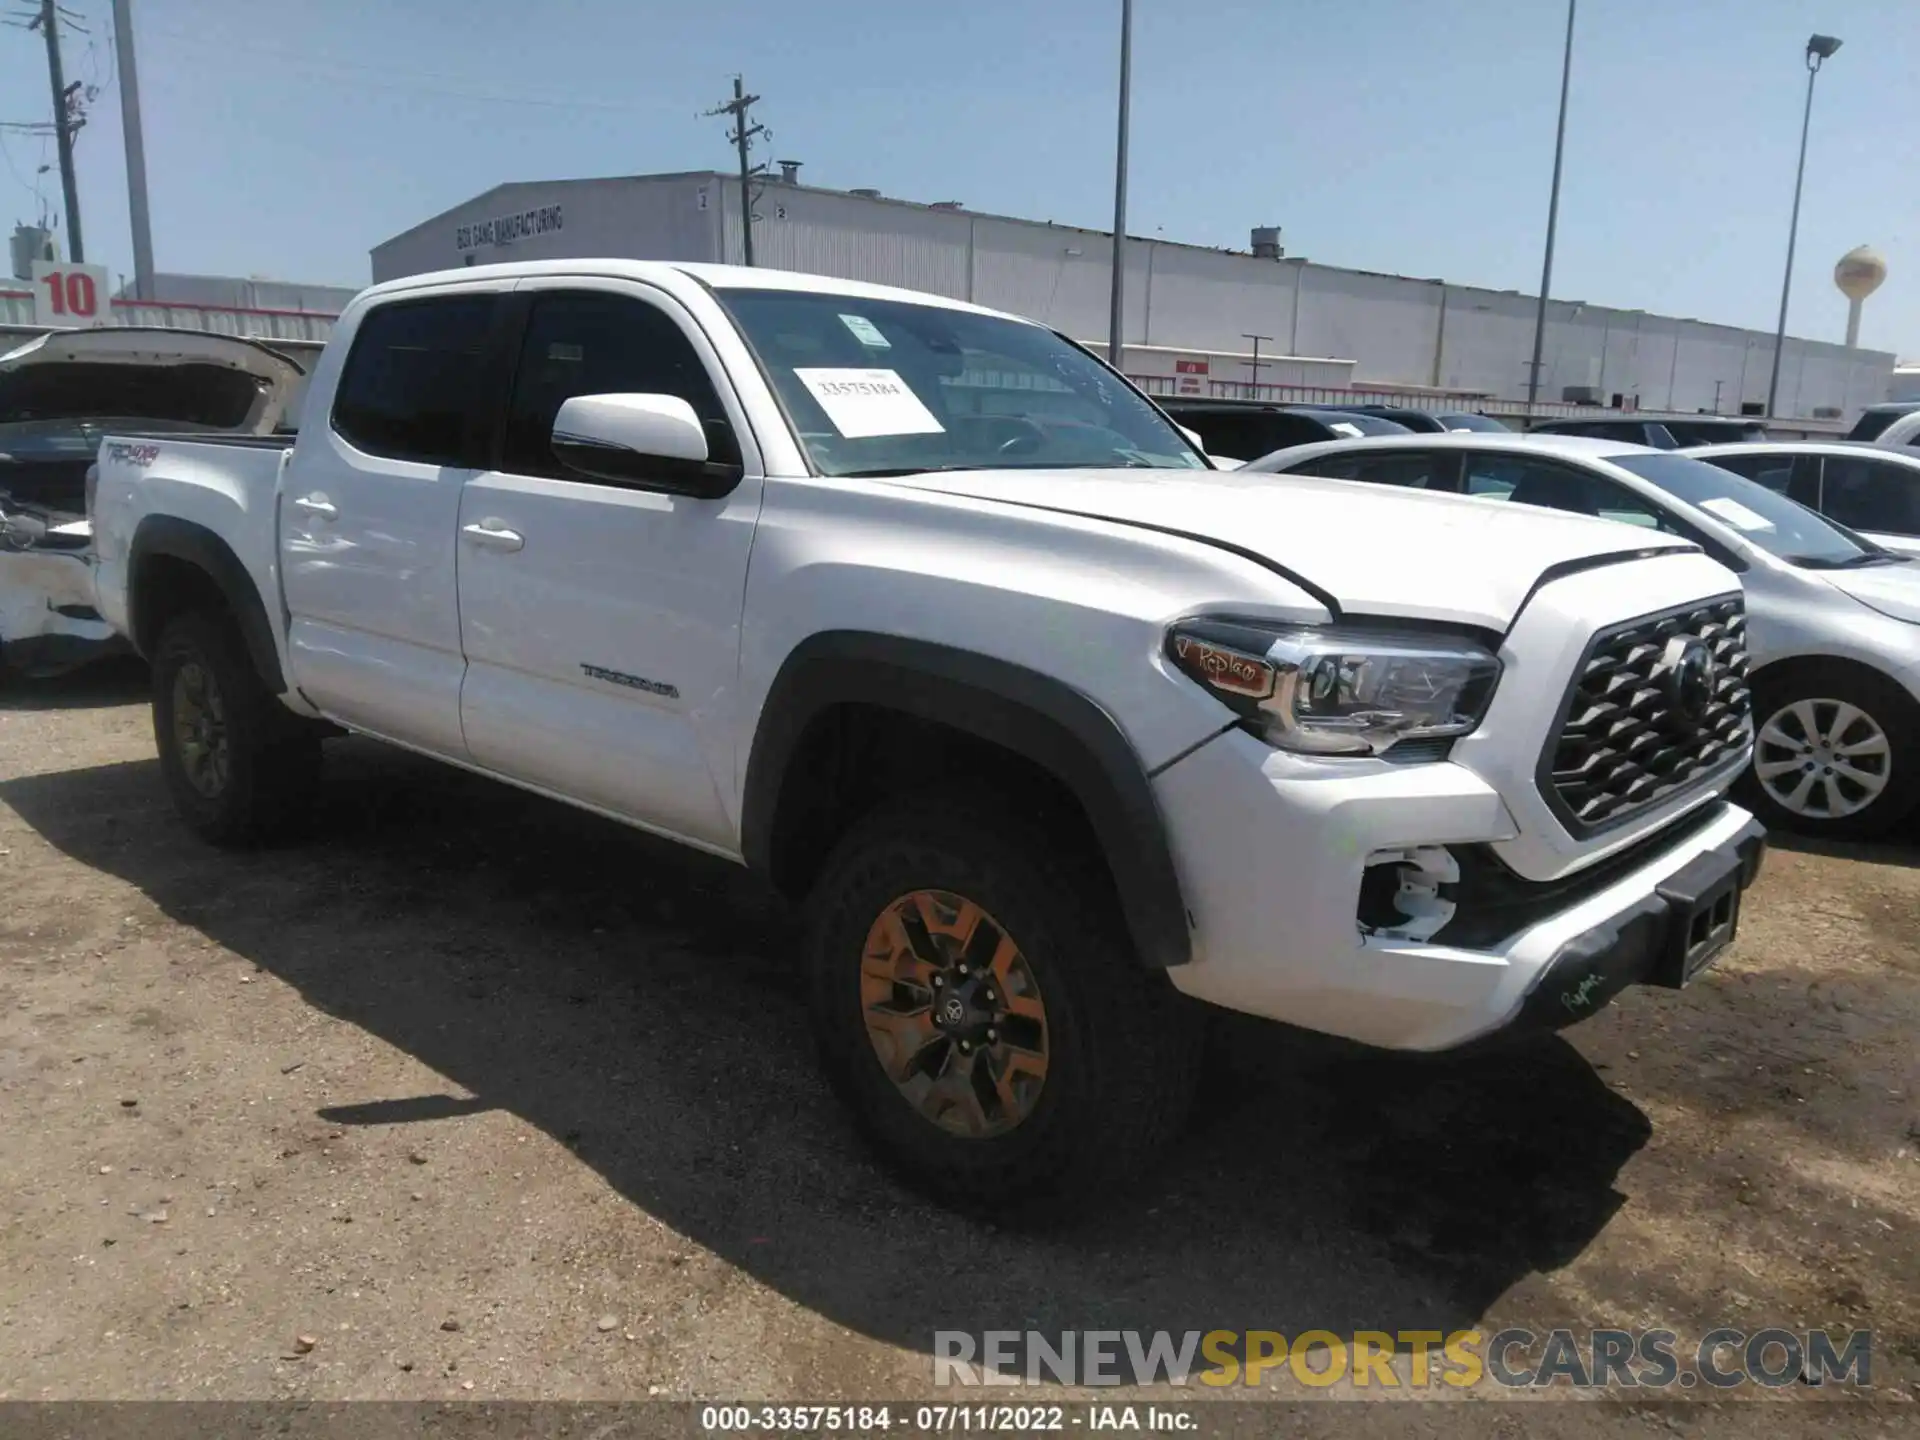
[1247,433,1920,840]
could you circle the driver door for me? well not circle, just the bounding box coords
[455,280,764,852]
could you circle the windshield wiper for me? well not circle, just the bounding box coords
[1783,551,1906,569]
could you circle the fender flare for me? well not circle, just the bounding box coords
[127,514,285,693]
[741,632,1193,970]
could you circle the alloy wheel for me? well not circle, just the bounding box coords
[1754,697,1891,820]
[171,660,231,798]
[859,889,1049,1139]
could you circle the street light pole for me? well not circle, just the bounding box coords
[1765,35,1841,421]
[1524,0,1577,417]
[112,0,156,300]
[1106,0,1133,371]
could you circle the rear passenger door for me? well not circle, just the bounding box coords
[1814,454,1920,554]
[455,279,763,852]
[280,285,510,757]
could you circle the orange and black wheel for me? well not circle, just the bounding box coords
[805,788,1202,1220]
[859,890,1049,1139]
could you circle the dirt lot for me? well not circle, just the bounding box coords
[1,662,1915,1429]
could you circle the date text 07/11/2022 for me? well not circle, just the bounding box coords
[699,1404,1196,1433]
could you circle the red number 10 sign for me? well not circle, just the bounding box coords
[30,260,110,328]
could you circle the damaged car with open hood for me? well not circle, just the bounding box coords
[0,327,305,678]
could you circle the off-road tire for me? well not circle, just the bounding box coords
[152,610,321,847]
[1741,661,1920,841]
[805,788,1202,1221]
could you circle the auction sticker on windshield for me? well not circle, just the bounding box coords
[793,367,944,438]
[1697,496,1775,532]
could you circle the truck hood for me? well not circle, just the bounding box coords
[0,327,306,435]
[882,467,1695,631]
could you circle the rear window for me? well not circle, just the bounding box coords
[1665,420,1769,447]
[1847,408,1916,442]
[331,295,499,466]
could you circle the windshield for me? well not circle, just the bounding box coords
[1611,452,1892,568]
[715,289,1207,477]
[1434,413,1509,433]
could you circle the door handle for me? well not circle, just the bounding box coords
[292,495,337,521]
[462,520,525,553]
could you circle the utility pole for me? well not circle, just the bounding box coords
[29,0,85,261]
[703,77,767,267]
[1525,0,1577,416]
[1243,332,1273,398]
[112,0,153,299]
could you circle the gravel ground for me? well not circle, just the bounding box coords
[0,661,1915,1433]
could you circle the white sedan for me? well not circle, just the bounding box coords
[1246,432,1920,839]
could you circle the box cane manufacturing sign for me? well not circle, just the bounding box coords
[455,203,565,254]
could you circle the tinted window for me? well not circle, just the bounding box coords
[1290,450,1451,490]
[1464,455,1675,530]
[1433,413,1508,433]
[1665,420,1768,447]
[717,288,1203,477]
[1538,420,1647,443]
[1171,411,1322,458]
[1699,450,1797,494]
[502,292,730,479]
[1819,456,1920,537]
[332,296,497,466]
[1290,410,1412,437]
[1847,408,1913,442]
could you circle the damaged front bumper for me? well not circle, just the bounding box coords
[0,516,125,677]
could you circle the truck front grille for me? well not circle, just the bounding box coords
[1541,594,1751,835]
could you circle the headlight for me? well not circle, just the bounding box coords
[1166,618,1501,756]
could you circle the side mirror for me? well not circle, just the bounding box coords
[551,393,743,497]
[1177,424,1205,451]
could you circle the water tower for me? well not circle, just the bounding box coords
[1834,245,1887,348]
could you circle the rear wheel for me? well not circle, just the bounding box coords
[1745,664,1920,840]
[152,610,321,846]
[805,790,1201,1220]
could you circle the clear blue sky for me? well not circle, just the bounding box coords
[1,0,1913,356]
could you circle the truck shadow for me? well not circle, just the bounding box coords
[0,656,148,712]
[1,741,1652,1356]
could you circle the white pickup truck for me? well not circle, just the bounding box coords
[92,259,1765,1214]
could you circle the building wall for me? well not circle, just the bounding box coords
[370,173,1896,418]
[371,174,722,283]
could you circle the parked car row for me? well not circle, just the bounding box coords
[1228,428,1920,841]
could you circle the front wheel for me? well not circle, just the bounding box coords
[805,790,1201,1221]
[152,610,321,847]
[1745,664,1920,840]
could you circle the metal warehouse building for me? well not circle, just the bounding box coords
[371,169,1894,422]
